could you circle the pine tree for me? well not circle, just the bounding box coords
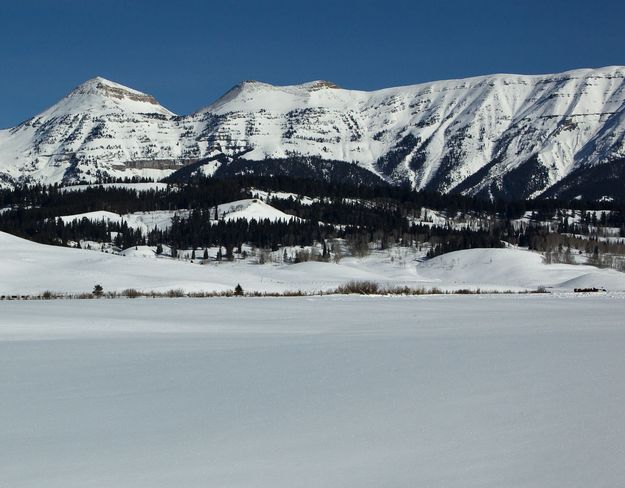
[93,284,104,298]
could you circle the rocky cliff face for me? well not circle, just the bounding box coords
[1,68,624,200]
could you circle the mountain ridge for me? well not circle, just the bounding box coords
[1,67,624,200]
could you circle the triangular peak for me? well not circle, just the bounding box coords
[69,76,160,103]
[36,77,176,117]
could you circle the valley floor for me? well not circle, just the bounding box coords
[1,295,624,487]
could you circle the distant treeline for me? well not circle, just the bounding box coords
[1,175,625,259]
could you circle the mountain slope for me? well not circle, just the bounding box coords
[190,67,625,199]
[1,68,625,200]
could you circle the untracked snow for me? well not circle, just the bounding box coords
[1,296,624,487]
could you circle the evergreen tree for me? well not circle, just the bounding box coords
[93,284,104,298]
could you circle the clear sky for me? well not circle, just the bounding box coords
[1,0,623,127]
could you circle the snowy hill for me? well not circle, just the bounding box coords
[2,230,625,295]
[0,230,410,295]
[417,248,625,290]
[1,67,625,199]
[217,199,299,222]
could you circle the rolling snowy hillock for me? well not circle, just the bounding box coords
[2,230,625,295]
[2,68,625,200]
[416,248,625,290]
[217,199,300,222]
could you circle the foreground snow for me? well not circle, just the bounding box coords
[1,295,624,487]
[2,231,625,294]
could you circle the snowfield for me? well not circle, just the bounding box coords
[2,230,625,294]
[1,295,624,487]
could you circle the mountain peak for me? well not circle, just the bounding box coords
[69,77,162,106]
[200,79,342,114]
[232,79,340,93]
[300,80,341,91]
[37,77,176,117]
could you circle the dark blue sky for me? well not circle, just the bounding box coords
[1,0,623,127]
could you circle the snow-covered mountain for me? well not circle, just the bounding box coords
[1,67,625,199]
[0,77,207,186]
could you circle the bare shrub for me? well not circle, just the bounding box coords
[336,280,380,294]
[122,288,141,298]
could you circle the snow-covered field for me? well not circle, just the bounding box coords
[1,295,624,487]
